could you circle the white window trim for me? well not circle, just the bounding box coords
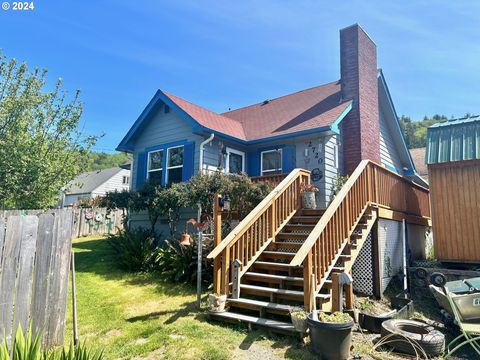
[260,149,283,175]
[147,149,163,180]
[333,144,339,169]
[225,147,245,174]
[166,145,184,184]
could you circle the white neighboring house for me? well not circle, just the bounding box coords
[60,166,131,207]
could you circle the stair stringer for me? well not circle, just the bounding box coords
[316,206,378,311]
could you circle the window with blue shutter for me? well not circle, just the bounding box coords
[247,151,260,176]
[282,145,296,173]
[136,151,147,190]
[182,141,195,181]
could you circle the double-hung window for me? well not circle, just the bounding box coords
[147,150,163,185]
[225,147,245,174]
[261,149,282,175]
[166,146,184,185]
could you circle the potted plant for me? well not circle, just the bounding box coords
[207,293,227,313]
[356,298,396,333]
[290,308,308,333]
[301,183,319,209]
[180,221,191,246]
[307,311,354,360]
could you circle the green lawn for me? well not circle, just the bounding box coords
[66,236,312,360]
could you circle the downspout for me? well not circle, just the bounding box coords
[199,133,215,175]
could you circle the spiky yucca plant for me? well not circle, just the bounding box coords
[0,326,103,360]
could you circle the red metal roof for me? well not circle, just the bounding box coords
[163,81,351,141]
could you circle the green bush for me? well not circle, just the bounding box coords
[108,228,158,272]
[154,236,214,285]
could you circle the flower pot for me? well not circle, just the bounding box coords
[307,313,353,360]
[302,192,317,209]
[180,233,191,246]
[290,313,308,333]
[207,294,227,313]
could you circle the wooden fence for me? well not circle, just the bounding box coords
[2,207,125,238]
[0,211,73,348]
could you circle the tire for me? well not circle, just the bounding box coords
[415,267,428,280]
[380,319,445,356]
[430,272,447,287]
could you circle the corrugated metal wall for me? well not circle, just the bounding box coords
[427,118,480,164]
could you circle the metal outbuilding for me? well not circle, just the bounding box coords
[426,116,480,263]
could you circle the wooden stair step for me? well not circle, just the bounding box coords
[227,298,292,314]
[243,272,303,285]
[331,266,345,272]
[209,311,296,333]
[277,233,308,240]
[270,241,303,250]
[291,216,319,224]
[339,254,352,260]
[299,209,325,216]
[240,284,330,301]
[284,224,315,231]
[261,251,295,259]
[253,261,302,271]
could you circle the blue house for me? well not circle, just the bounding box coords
[117,24,426,232]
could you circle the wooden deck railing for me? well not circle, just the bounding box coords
[289,160,430,310]
[250,173,288,186]
[207,168,311,295]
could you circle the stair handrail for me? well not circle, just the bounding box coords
[290,160,370,267]
[290,160,430,267]
[207,168,310,260]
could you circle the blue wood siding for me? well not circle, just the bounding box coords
[379,108,404,173]
[131,109,204,190]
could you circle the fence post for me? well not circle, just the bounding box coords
[213,194,222,294]
[303,251,313,312]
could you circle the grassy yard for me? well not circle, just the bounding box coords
[66,236,313,360]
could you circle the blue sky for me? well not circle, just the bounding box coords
[1,1,479,152]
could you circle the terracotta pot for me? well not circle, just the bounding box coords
[302,191,317,209]
[180,233,191,246]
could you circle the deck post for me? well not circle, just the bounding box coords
[303,251,313,312]
[221,247,230,295]
[231,259,242,299]
[213,193,222,294]
[344,270,354,310]
[331,272,340,312]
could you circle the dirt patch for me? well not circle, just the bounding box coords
[234,343,283,360]
[130,338,148,346]
[132,347,166,360]
[105,328,122,338]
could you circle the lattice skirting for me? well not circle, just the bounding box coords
[352,232,374,296]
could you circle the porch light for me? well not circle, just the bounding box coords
[219,194,231,211]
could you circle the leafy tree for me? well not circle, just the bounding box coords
[0,53,97,209]
[399,114,449,149]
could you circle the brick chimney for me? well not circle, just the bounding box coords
[340,24,380,174]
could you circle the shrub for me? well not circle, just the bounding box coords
[154,235,214,285]
[108,228,158,272]
[0,326,103,360]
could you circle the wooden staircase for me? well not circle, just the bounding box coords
[209,206,378,332]
[207,161,430,334]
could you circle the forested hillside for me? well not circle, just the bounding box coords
[85,152,131,171]
[399,114,449,149]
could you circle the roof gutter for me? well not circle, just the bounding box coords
[199,133,215,174]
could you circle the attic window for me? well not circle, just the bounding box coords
[164,105,170,113]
